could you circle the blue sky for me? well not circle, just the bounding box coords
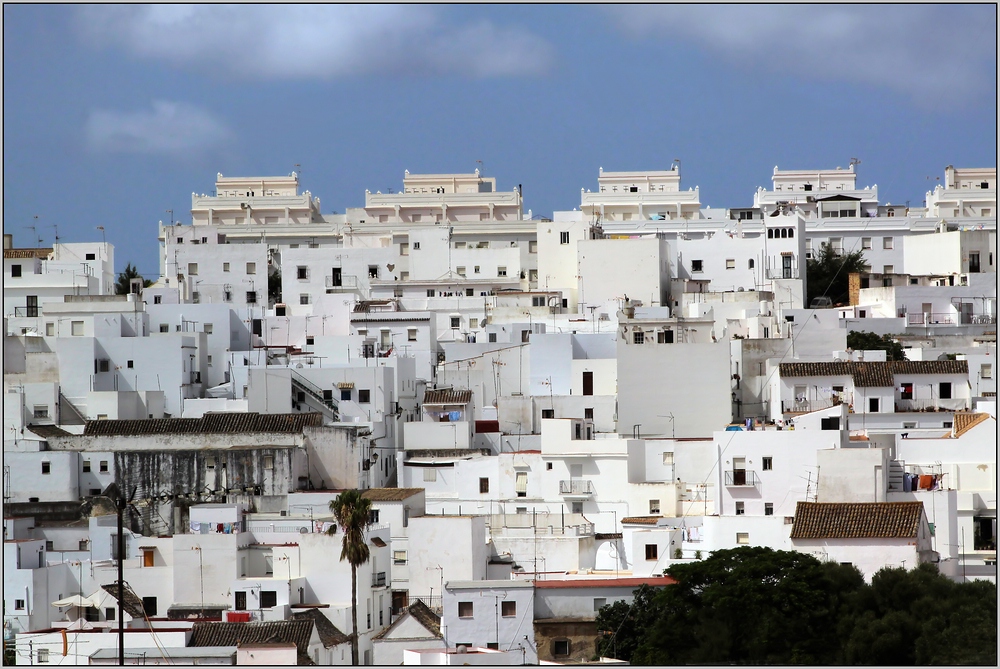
[4,4,996,278]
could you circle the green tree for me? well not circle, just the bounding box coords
[115,263,153,295]
[268,269,282,305]
[328,490,373,665]
[846,331,907,360]
[807,242,867,306]
[595,584,662,661]
[626,547,864,665]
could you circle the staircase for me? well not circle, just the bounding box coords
[888,460,905,492]
[290,370,339,421]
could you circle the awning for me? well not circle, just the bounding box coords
[515,472,528,494]
[337,382,355,389]
[52,595,98,609]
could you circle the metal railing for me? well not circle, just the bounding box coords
[325,274,359,290]
[290,369,339,418]
[371,572,387,588]
[724,470,760,487]
[558,479,595,495]
[906,312,958,326]
[13,306,39,317]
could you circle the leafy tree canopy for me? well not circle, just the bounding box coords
[115,262,153,295]
[847,330,907,360]
[807,242,867,306]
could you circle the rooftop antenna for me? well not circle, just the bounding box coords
[26,215,43,246]
[96,226,106,244]
[849,157,861,169]
[51,224,60,244]
[166,209,174,225]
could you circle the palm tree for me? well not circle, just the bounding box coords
[329,490,373,665]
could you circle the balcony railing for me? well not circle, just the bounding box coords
[906,312,958,326]
[725,470,760,487]
[371,571,387,588]
[13,306,39,317]
[558,480,595,496]
[325,274,359,290]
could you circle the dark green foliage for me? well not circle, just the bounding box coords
[268,269,282,304]
[847,330,907,360]
[597,548,997,666]
[807,242,867,306]
[115,262,153,294]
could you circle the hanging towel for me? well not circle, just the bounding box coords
[902,475,912,492]
[918,475,934,490]
[449,411,461,421]
[190,521,201,533]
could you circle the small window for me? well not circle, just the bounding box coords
[501,600,516,617]
[393,550,407,565]
[488,332,497,343]
[633,331,645,344]
[37,648,49,663]
[736,532,750,545]
[100,461,109,473]
[72,321,84,336]
[358,389,371,403]
[869,397,880,412]
[883,237,894,250]
[691,259,703,273]
[593,597,607,611]
[368,265,379,279]
[300,294,310,305]
[479,477,490,494]
[645,544,658,560]
[762,457,772,471]
[160,324,169,333]
[939,382,952,399]
[400,243,409,255]
[206,456,216,470]
[474,265,480,274]
[542,409,555,419]
[457,266,466,277]
[142,596,158,617]
[726,259,735,270]
[585,408,594,420]
[497,266,507,277]
[188,262,198,275]
[45,322,55,336]
[246,291,257,304]
[765,503,774,516]
[560,231,570,245]
[450,316,461,329]
[458,601,474,618]
[263,455,274,470]
[42,461,51,474]
[297,266,308,280]
[981,364,993,379]
[735,501,745,515]
[260,591,277,609]
[427,289,435,297]
[861,237,872,250]
[423,468,437,482]
[412,242,420,250]
[553,640,570,657]
[882,265,894,275]
[340,388,351,401]
[223,262,230,272]
[34,405,49,419]
[529,241,538,253]
[11,264,22,277]
[649,499,660,514]
[83,460,92,473]
[246,262,256,274]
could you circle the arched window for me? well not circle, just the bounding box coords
[767,229,773,239]
[748,259,755,269]
[780,228,788,239]
[787,228,794,238]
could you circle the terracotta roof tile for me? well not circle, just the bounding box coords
[4,248,51,259]
[361,488,423,502]
[620,516,662,525]
[790,501,924,539]
[779,360,967,388]
[189,621,314,664]
[953,412,990,438]
[292,609,349,648]
[83,412,323,436]
[422,389,473,405]
[101,582,146,619]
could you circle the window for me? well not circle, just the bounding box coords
[45,322,55,337]
[358,389,371,403]
[553,640,571,658]
[188,262,198,275]
[72,321,84,336]
[529,241,538,253]
[340,388,351,401]
[412,242,420,250]
[645,544,658,560]
[633,331,645,344]
[300,294,310,305]
[982,364,993,379]
[297,266,308,280]
[423,468,437,482]
[939,382,952,399]
[400,243,409,256]
[34,405,49,419]
[593,597,607,611]
[246,291,257,304]
[41,461,51,474]
[657,330,673,344]
[497,266,507,277]
[861,237,872,250]
[691,259,703,273]
[542,409,554,419]
[100,461,109,473]
[501,600,516,617]
[560,231,570,245]
[736,532,750,545]
[106,607,115,620]
[488,332,497,343]
[868,397,880,412]
[883,237,893,249]
[735,501,745,515]
[450,316,461,329]
[160,324,169,333]
[260,591,277,609]
[726,259,735,270]
[900,383,913,400]
[393,550,407,565]
[37,648,49,663]
[223,262,230,272]
[479,477,490,494]
[515,471,528,497]
[532,296,545,307]
[246,262,256,274]
[762,457,772,471]
[206,456,216,470]
[883,265,894,274]
[649,499,660,514]
[458,601,474,618]
[407,328,418,342]
[457,266,466,277]
[142,596,158,617]
[765,503,774,516]
[83,460,91,473]
[427,289,435,297]
[11,264,22,277]
[585,408,594,420]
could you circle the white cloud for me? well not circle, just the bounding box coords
[76,5,553,79]
[85,101,233,156]
[611,5,996,102]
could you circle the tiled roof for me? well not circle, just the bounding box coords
[620,516,662,525]
[83,412,323,436]
[373,600,441,640]
[790,501,924,539]
[4,248,51,259]
[292,609,349,648]
[779,360,967,387]
[534,576,676,589]
[101,582,146,619]
[422,389,473,405]
[27,425,71,438]
[361,488,423,502]
[189,621,315,665]
[952,412,991,438]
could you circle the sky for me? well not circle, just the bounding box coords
[4,4,996,278]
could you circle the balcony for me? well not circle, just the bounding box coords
[325,274,360,291]
[907,312,957,326]
[371,571,387,588]
[13,306,39,317]
[724,470,760,487]
[558,479,595,498]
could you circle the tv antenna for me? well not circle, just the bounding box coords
[849,157,861,168]
[51,224,61,244]
[26,215,43,246]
